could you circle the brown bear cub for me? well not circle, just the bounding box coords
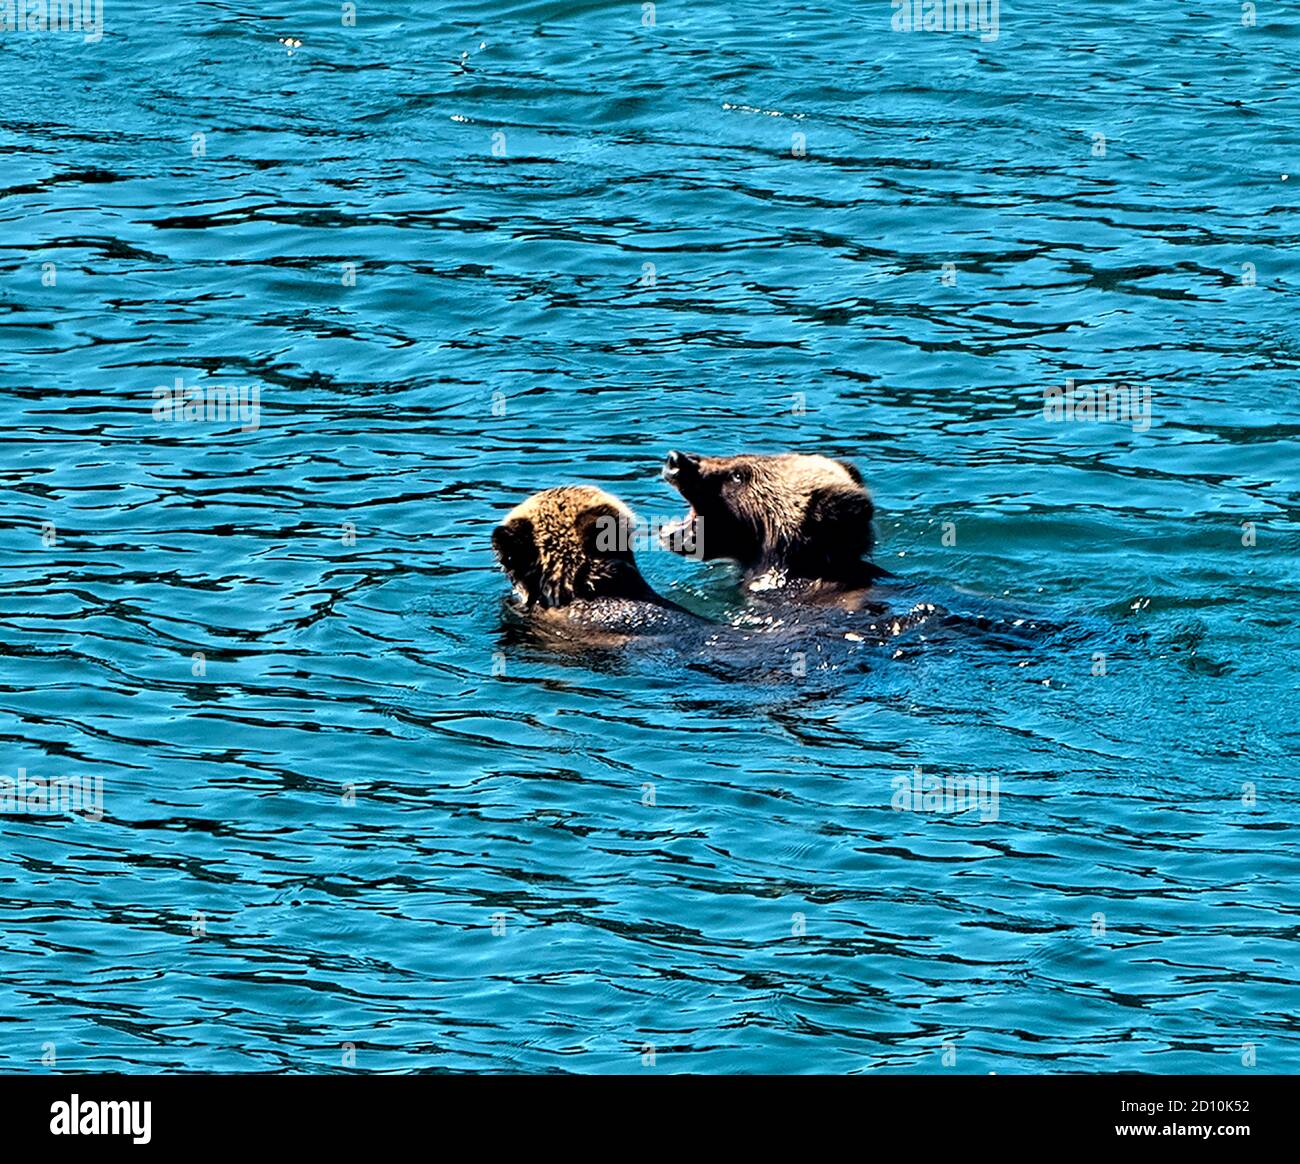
[493,485,696,642]
[660,451,888,604]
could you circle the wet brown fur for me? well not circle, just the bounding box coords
[661,452,884,596]
[492,486,655,608]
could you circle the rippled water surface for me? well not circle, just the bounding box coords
[1,1,1298,1073]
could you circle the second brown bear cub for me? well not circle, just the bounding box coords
[660,451,887,602]
[493,485,696,641]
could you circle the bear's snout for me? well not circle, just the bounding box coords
[663,450,700,482]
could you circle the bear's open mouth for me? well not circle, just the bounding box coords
[659,507,697,547]
[660,451,703,554]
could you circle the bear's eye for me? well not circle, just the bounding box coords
[729,469,746,485]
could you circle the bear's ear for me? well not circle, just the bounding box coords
[835,459,864,486]
[492,517,542,604]
[799,485,875,569]
[575,503,633,561]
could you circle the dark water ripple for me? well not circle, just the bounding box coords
[0,1,1297,1072]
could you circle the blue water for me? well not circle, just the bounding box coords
[1,1,1298,1074]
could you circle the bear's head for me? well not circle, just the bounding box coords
[493,485,651,609]
[660,451,875,583]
